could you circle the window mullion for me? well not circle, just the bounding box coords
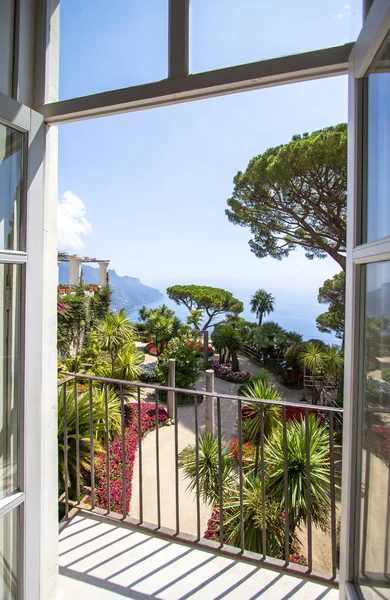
[168,0,189,79]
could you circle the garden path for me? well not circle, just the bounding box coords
[131,345,306,536]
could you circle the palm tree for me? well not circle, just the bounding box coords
[211,324,243,371]
[250,289,275,326]
[146,312,174,353]
[251,321,285,360]
[96,309,135,376]
[300,342,326,403]
[138,305,149,322]
[178,432,236,506]
[265,415,333,536]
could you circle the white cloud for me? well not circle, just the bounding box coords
[58,191,92,252]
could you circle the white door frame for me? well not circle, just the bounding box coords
[340,1,390,598]
[0,92,58,600]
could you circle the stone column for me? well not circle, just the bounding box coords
[98,261,110,287]
[69,257,82,287]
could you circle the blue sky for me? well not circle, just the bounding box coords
[57,2,360,340]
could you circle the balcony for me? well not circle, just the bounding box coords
[58,512,338,599]
[57,373,342,599]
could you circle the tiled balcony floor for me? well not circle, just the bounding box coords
[58,513,339,600]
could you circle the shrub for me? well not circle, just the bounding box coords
[186,340,214,356]
[382,368,390,383]
[138,362,160,383]
[210,359,251,384]
[145,342,160,356]
[92,401,168,513]
[238,369,269,394]
[157,337,202,390]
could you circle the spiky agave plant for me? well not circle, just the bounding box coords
[265,414,334,535]
[178,432,236,506]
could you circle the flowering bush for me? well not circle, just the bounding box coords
[285,406,325,425]
[144,342,159,356]
[92,401,168,513]
[186,341,214,356]
[229,438,255,461]
[138,362,160,383]
[210,359,251,384]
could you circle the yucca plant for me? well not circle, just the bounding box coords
[96,308,135,376]
[223,474,292,557]
[241,380,282,475]
[58,385,121,496]
[178,432,236,506]
[265,414,333,535]
[114,344,144,382]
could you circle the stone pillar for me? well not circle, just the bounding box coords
[205,369,215,435]
[98,261,110,287]
[69,257,82,287]
[167,358,176,419]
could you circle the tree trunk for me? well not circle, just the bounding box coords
[312,374,316,404]
[231,351,240,372]
[259,312,263,326]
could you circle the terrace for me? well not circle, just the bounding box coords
[57,371,342,599]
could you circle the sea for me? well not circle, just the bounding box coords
[128,288,340,345]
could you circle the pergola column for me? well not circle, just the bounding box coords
[69,257,82,286]
[98,261,110,287]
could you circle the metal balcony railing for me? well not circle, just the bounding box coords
[57,372,343,586]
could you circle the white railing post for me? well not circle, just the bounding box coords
[205,369,214,435]
[167,358,176,419]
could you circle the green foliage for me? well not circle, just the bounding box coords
[57,285,113,361]
[178,432,236,506]
[95,308,135,376]
[382,368,390,383]
[284,338,326,384]
[58,385,120,495]
[249,321,301,360]
[157,334,202,389]
[265,415,333,532]
[241,380,282,441]
[316,271,345,340]
[211,323,244,371]
[250,289,275,325]
[114,344,144,381]
[186,309,204,329]
[223,475,290,557]
[248,369,269,386]
[226,124,347,270]
[167,284,244,330]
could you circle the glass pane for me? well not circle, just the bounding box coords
[365,36,390,244]
[190,0,361,73]
[0,0,15,96]
[0,264,22,500]
[0,123,24,251]
[359,262,390,598]
[59,0,168,100]
[0,509,19,600]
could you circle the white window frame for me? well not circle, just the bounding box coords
[0,92,58,600]
[340,1,390,598]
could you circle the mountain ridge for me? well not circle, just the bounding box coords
[58,263,163,312]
